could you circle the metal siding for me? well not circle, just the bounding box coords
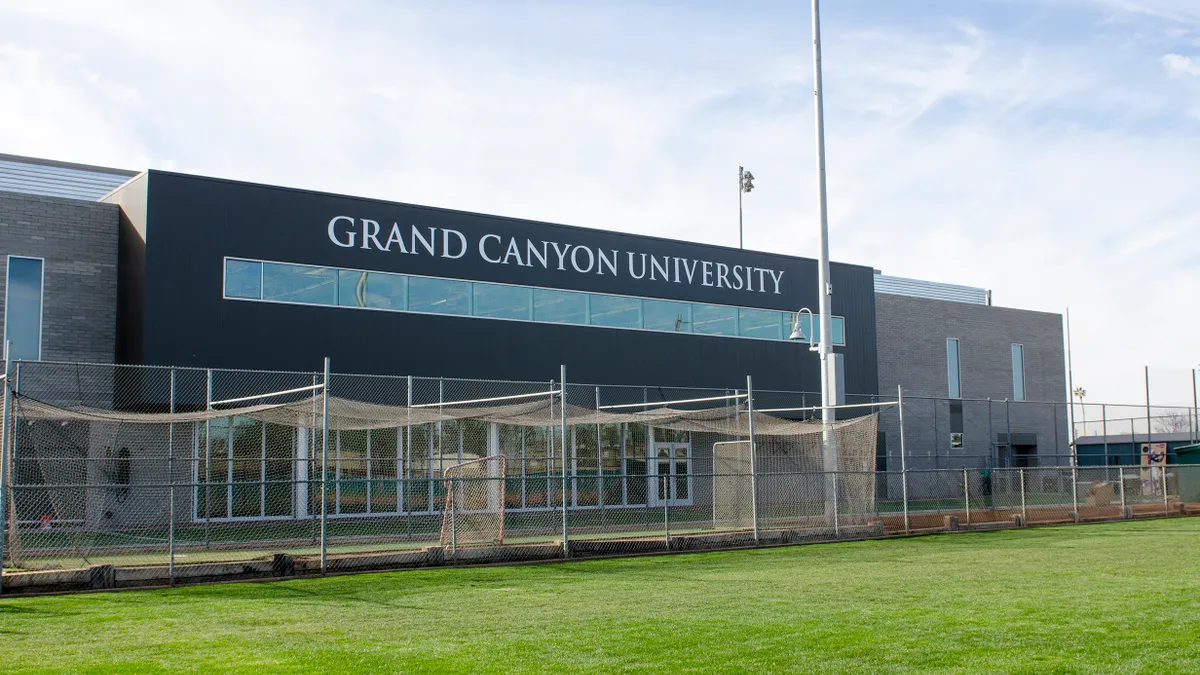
[0,159,135,201]
[134,171,880,394]
[874,274,987,305]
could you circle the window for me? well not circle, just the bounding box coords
[224,259,262,299]
[338,270,407,310]
[195,417,296,521]
[692,303,737,336]
[589,294,641,328]
[338,270,366,307]
[262,263,337,305]
[473,282,532,320]
[1012,343,1026,401]
[4,256,44,361]
[224,258,851,345]
[408,276,470,315]
[533,288,588,324]
[786,313,846,346]
[947,338,962,399]
[950,401,964,448]
[738,308,783,340]
[643,300,691,332]
[366,272,407,310]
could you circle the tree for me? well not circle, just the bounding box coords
[1073,387,1087,437]
[1153,411,1190,434]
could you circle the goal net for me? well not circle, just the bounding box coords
[712,441,754,530]
[732,411,880,530]
[440,455,506,548]
[834,413,880,525]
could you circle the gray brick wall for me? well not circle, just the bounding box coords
[0,191,119,364]
[875,293,1069,470]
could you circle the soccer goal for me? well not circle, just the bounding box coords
[440,455,507,548]
[711,409,885,531]
[712,440,755,530]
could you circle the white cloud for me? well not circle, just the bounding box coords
[1087,0,1200,25]
[1162,53,1200,76]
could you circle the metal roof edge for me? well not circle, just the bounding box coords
[0,152,138,177]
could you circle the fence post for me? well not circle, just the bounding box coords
[204,368,213,549]
[320,357,330,575]
[746,375,759,544]
[548,379,557,519]
[833,469,840,538]
[1118,467,1127,516]
[1101,404,1108,463]
[596,385,605,531]
[405,375,413,538]
[1019,468,1027,523]
[560,365,569,558]
[11,362,18,567]
[963,468,970,525]
[1071,465,1079,522]
[987,397,993,464]
[450,475,458,563]
[1161,466,1169,516]
[1144,367,1151,458]
[0,341,10,595]
[1004,399,1011,465]
[663,474,670,549]
[898,386,909,534]
[168,368,176,586]
[1055,402,1062,465]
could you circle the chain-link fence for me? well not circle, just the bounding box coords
[1,360,1196,594]
[1070,366,1200,466]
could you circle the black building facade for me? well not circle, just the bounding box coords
[105,171,880,395]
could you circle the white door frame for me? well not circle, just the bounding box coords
[649,441,693,507]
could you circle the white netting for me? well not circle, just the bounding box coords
[755,412,880,529]
[712,441,754,530]
[439,455,506,548]
[14,392,880,439]
[836,412,880,524]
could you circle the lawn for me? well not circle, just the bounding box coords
[2,518,1199,674]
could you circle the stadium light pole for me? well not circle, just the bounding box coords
[810,0,838,526]
[811,0,834,422]
[738,167,755,249]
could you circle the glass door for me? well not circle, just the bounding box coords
[651,442,692,506]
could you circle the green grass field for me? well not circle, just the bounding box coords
[2,518,1199,674]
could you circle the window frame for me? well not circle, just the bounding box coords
[4,255,46,362]
[223,259,263,300]
[1011,343,1026,402]
[946,337,962,399]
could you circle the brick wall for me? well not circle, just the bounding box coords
[0,191,119,364]
[875,292,1069,470]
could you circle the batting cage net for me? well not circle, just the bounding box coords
[7,359,1182,593]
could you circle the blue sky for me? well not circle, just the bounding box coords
[1,0,1198,406]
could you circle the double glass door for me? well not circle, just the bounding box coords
[651,442,692,506]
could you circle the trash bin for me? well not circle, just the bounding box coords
[1175,444,1200,503]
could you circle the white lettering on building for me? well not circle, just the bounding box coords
[325,215,787,295]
